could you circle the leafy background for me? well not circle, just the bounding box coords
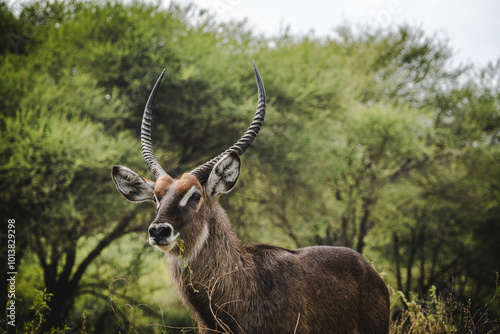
[0,0,499,332]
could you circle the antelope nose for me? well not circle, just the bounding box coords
[148,223,173,245]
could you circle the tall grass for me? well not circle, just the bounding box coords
[391,284,500,334]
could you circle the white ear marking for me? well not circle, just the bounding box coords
[207,153,241,198]
[179,186,198,207]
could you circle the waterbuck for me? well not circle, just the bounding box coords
[112,62,390,333]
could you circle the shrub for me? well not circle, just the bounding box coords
[391,285,500,334]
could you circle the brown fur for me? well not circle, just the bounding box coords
[175,174,201,198]
[113,156,389,333]
[154,174,174,198]
[159,195,390,334]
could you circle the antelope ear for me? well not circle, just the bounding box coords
[112,165,155,202]
[206,152,241,198]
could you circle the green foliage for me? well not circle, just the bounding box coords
[26,289,54,333]
[391,285,500,333]
[0,0,499,332]
[16,289,71,334]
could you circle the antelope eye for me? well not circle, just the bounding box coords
[191,192,201,203]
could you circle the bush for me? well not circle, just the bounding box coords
[391,285,500,334]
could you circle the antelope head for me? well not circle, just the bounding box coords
[112,62,265,253]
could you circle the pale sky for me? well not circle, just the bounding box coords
[166,0,500,67]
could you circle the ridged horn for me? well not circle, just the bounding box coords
[141,69,167,180]
[190,61,266,184]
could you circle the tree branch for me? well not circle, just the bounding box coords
[69,208,141,288]
[390,155,429,182]
[59,246,76,284]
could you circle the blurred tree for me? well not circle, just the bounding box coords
[0,70,149,329]
[383,62,500,307]
[0,0,262,330]
[231,26,499,313]
[232,30,436,252]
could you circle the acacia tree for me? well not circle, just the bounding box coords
[0,69,151,329]
[383,62,500,305]
[229,27,499,315]
[0,4,167,328]
[0,1,262,330]
[231,27,438,252]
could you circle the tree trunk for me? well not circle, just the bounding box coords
[42,280,77,332]
[405,228,417,294]
[356,197,375,254]
[38,210,140,331]
[393,233,403,292]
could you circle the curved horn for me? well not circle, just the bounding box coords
[141,69,167,180]
[190,61,266,184]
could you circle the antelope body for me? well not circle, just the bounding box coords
[112,62,389,333]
